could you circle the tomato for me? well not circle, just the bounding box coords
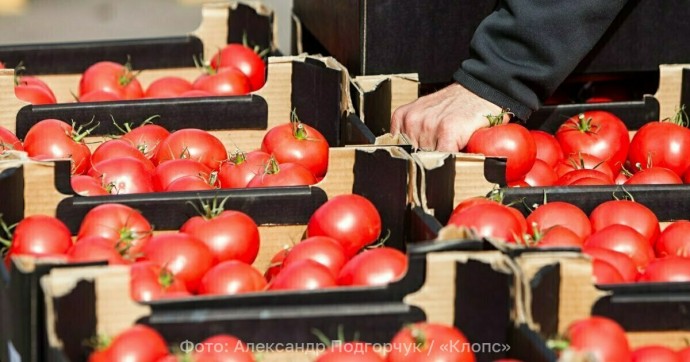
[79,61,144,100]
[678,347,690,361]
[589,200,660,245]
[591,259,625,284]
[67,236,127,265]
[264,248,289,283]
[615,171,630,185]
[164,175,215,192]
[584,224,655,272]
[218,150,271,188]
[120,123,171,161]
[555,111,629,173]
[88,157,154,194]
[307,194,382,258]
[283,236,347,278]
[78,203,152,260]
[144,76,193,98]
[130,261,190,302]
[142,233,214,293]
[192,334,255,362]
[317,342,385,362]
[638,257,690,282]
[449,196,499,218]
[447,203,523,243]
[152,159,213,192]
[180,89,214,97]
[0,126,23,152]
[466,122,536,182]
[8,215,72,258]
[210,43,267,91]
[337,247,407,287]
[554,153,614,179]
[655,220,690,258]
[556,169,614,186]
[583,246,638,282]
[387,322,476,362]
[154,128,227,170]
[568,177,612,186]
[268,259,336,291]
[261,120,329,178]
[79,89,123,102]
[530,130,563,168]
[71,175,109,196]
[91,139,155,172]
[628,116,690,177]
[198,260,267,295]
[520,159,558,186]
[23,119,92,174]
[632,345,682,362]
[96,324,169,362]
[180,209,260,264]
[246,159,317,187]
[625,167,683,185]
[193,66,251,96]
[563,317,632,362]
[533,225,583,248]
[15,76,57,105]
[527,201,592,240]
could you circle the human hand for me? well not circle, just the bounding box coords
[390,83,510,152]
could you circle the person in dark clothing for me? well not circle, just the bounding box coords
[390,0,630,152]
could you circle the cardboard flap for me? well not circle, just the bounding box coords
[655,63,690,120]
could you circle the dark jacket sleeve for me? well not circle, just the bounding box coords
[454,0,630,120]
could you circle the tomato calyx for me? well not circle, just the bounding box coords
[289,109,313,141]
[188,196,231,220]
[663,105,690,127]
[241,31,271,60]
[193,53,217,76]
[263,156,282,175]
[117,57,141,87]
[408,324,429,350]
[157,265,177,289]
[546,337,570,352]
[70,118,100,143]
[0,215,16,250]
[484,109,513,127]
[85,333,113,353]
[567,113,600,134]
[12,62,28,87]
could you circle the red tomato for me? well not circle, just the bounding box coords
[198,260,267,295]
[554,153,614,179]
[180,89,214,97]
[15,76,57,105]
[591,259,625,284]
[165,175,215,192]
[192,334,255,362]
[556,111,630,173]
[264,248,289,283]
[78,89,123,102]
[628,117,690,177]
[466,123,536,182]
[450,196,499,218]
[583,246,638,282]
[142,233,214,293]
[447,203,523,243]
[77,203,152,260]
[530,130,563,168]
[23,119,92,174]
[88,157,154,194]
[180,210,260,264]
[130,261,190,302]
[91,139,154,172]
[218,150,271,188]
[261,121,329,178]
[569,177,612,186]
[521,159,558,186]
[120,123,171,161]
[246,160,318,187]
[152,159,213,192]
[283,236,347,278]
[70,175,109,196]
[584,224,655,272]
[337,247,407,287]
[79,61,144,100]
[556,169,614,186]
[387,322,476,362]
[533,225,583,248]
[589,200,660,245]
[67,236,127,265]
[306,194,382,258]
[154,128,227,170]
[678,347,690,361]
[193,66,251,96]
[638,257,690,282]
[268,259,336,291]
[655,220,690,258]
[0,126,23,152]
[95,325,169,362]
[625,167,683,185]
[527,201,592,240]
[615,171,630,185]
[210,43,267,91]
[9,215,72,258]
[564,317,632,362]
[632,345,682,362]
[317,342,385,362]
[144,76,193,98]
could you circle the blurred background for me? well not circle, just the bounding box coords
[0,0,292,53]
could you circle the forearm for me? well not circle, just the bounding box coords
[455,0,631,120]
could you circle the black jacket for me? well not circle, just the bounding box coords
[454,0,630,120]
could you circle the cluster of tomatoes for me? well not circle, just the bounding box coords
[553,316,690,361]
[467,109,690,186]
[0,111,329,193]
[447,195,690,284]
[9,43,267,105]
